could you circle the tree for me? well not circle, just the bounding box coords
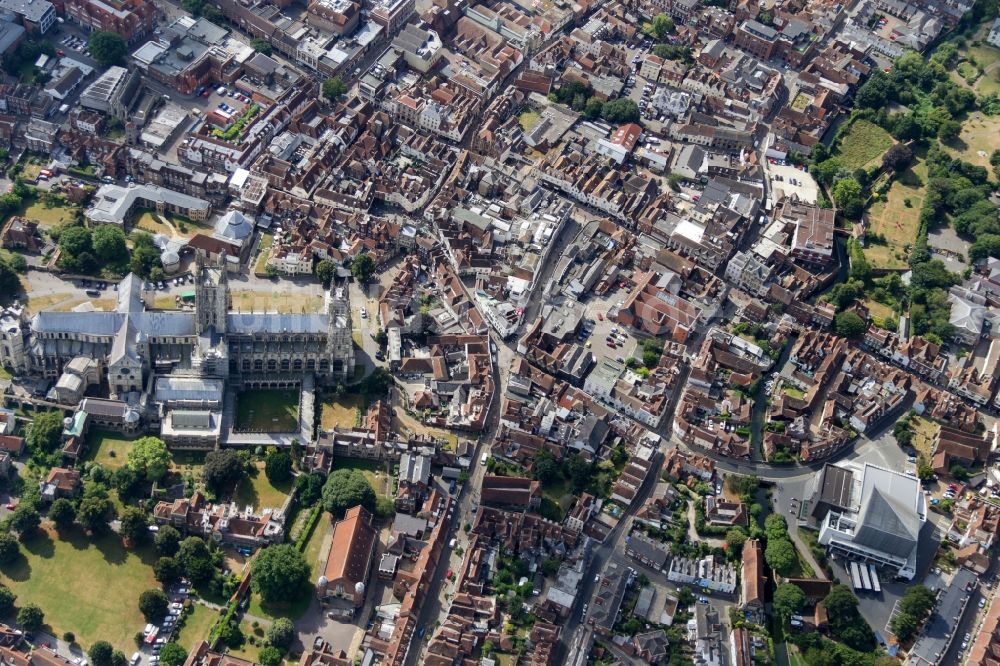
[27,410,63,453]
[114,465,142,502]
[321,468,376,517]
[533,451,561,485]
[374,329,388,346]
[834,311,866,338]
[10,504,40,537]
[77,496,116,533]
[315,259,336,286]
[764,537,797,574]
[111,651,127,666]
[0,588,14,615]
[250,38,273,55]
[177,537,215,583]
[91,225,128,266]
[88,31,127,67]
[138,589,169,622]
[832,177,864,219]
[900,585,936,619]
[294,473,325,507]
[181,0,204,14]
[938,119,962,142]
[17,604,43,631]
[725,528,747,553]
[823,584,860,621]
[890,611,920,641]
[882,143,914,172]
[0,260,18,296]
[119,507,149,545]
[773,583,806,621]
[48,499,76,529]
[126,436,170,482]
[251,544,310,604]
[648,13,674,39]
[155,524,182,556]
[202,449,245,494]
[159,644,187,666]
[258,647,282,666]
[0,534,18,564]
[89,641,113,666]
[322,77,347,102]
[351,254,376,283]
[601,99,640,124]
[264,450,292,484]
[154,557,182,585]
[266,618,295,649]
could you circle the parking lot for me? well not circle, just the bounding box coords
[579,286,640,365]
[765,161,819,204]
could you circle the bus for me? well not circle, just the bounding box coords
[849,562,863,591]
[859,563,872,590]
[869,564,881,593]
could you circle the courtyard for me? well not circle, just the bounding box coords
[0,525,158,650]
[82,429,136,470]
[318,394,367,431]
[235,390,299,433]
[234,462,293,511]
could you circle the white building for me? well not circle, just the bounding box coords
[818,463,925,580]
[989,17,1000,48]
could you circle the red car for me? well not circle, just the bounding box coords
[202,90,210,97]
[56,49,65,57]
[4,503,14,511]
[597,313,604,321]
[446,569,453,578]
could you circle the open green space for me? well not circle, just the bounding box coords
[234,390,299,432]
[0,525,158,651]
[133,211,212,241]
[234,462,293,511]
[329,457,390,497]
[173,603,218,652]
[782,386,805,399]
[82,429,136,470]
[518,111,540,132]
[864,154,927,270]
[302,512,330,581]
[863,300,896,329]
[318,394,367,431]
[946,113,1000,168]
[253,234,273,276]
[911,416,940,461]
[835,119,895,170]
[228,619,268,663]
[247,586,312,623]
[18,198,78,230]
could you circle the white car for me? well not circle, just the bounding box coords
[360,307,367,318]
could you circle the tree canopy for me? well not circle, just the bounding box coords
[88,31,128,67]
[202,449,245,494]
[322,77,347,101]
[264,450,293,484]
[48,498,76,528]
[88,641,113,666]
[351,254,376,283]
[159,644,187,666]
[177,537,215,583]
[773,583,806,621]
[27,410,64,454]
[322,468,376,518]
[119,507,149,545]
[138,589,169,622]
[127,437,170,482]
[17,604,43,631]
[834,311,866,338]
[251,544,310,603]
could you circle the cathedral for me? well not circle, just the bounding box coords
[0,253,355,406]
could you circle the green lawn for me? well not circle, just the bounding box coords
[782,386,805,399]
[329,457,390,497]
[864,153,927,270]
[82,429,136,470]
[253,234,274,276]
[234,390,299,432]
[228,619,268,663]
[247,586,313,623]
[18,199,78,230]
[836,119,895,170]
[0,525,158,651]
[302,512,330,581]
[173,603,218,652]
[518,111,541,132]
[318,394,366,430]
[234,462,292,511]
[864,300,896,329]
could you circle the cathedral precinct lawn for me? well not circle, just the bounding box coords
[234,462,293,511]
[82,429,136,470]
[234,390,299,432]
[0,525,158,651]
[318,394,367,430]
[834,119,894,171]
[172,602,218,652]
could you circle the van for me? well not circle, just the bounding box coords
[216,86,226,95]
[130,653,141,666]
[449,538,457,549]
[480,453,488,466]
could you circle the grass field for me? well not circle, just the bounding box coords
[229,291,323,314]
[330,457,390,496]
[864,155,927,270]
[229,619,268,663]
[82,429,136,470]
[318,394,366,430]
[234,462,292,511]
[911,416,940,461]
[518,111,540,132]
[836,120,895,170]
[0,525,158,650]
[864,300,896,329]
[173,603,218,652]
[133,212,212,241]
[303,512,331,581]
[253,235,274,276]
[782,385,805,399]
[247,585,312,623]
[945,114,1000,168]
[235,390,299,432]
[19,199,77,230]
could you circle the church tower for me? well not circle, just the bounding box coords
[195,251,229,335]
